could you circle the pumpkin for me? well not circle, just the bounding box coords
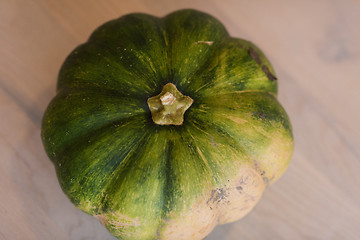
[41,9,293,240]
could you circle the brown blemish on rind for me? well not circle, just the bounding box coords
[262,65,277,82]
[210,136,218,148]
[248,47,277,82]
[258,112,266,121]
[207,188,229,204]
[249,47,262,65]
[216,167,266,224]
[236,185,243,192]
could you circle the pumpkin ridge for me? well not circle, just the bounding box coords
[58,14,169,96]
[199,91,291,133]
[41,87,148,159]
[192,91,293,184]
[58,42,161,96]
[96,130,153,211]
[57,117,150,213]
[171,36,230,94]
[186,119,251,184]
[188,38,277,98]
[162,9,229,92]
[58,114,148,160]
[87,40,165,94]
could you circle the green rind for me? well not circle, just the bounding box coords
[57,13,169,98]
[41,9,293,240]
[190,91,293,183]
[41,87,147,161]
[188,38,278,98]
[163,9,229,91]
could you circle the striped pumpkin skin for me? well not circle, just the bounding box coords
[41,9,293,240]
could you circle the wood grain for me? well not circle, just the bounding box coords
[1,0,359,239]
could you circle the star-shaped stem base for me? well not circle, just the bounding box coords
[147,83,193,125]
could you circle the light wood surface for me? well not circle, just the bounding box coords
[1,0,360,239]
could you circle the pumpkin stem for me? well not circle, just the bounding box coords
[147,83,193,125]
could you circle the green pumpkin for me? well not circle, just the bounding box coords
[42,9,293,240]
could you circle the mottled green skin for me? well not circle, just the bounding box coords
[42,9,293,240]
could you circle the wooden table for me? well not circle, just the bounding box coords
[1,0,359,239]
